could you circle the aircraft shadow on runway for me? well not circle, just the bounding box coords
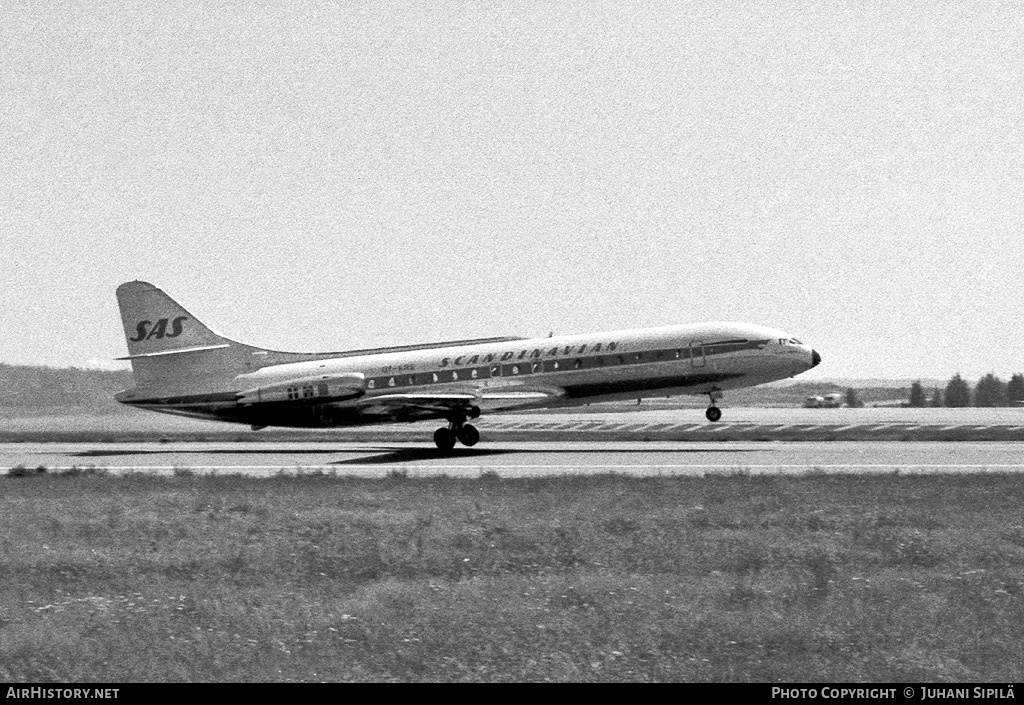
[71,446,766,465]
[72,448,349,457]
[328,446,765,465]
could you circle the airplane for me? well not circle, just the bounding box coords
[114,280,821,449]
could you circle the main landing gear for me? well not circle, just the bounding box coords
[705,391,722,422]
[434,406,481,450]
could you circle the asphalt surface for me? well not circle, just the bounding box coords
[4,408,1023,476]
[5,408,1024,442]
[4,440,1024,477]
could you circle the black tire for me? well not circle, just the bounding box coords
[434,427,456,451]
[456,423,480,447]
[705,406,722,422]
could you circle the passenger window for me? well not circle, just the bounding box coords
[511,365,519,375]
[408,375,416,386]
[432,373,439,383]
[490,364,501,377]
[452,371,459,381]
[471,369,479,379]
[368,380,376,389]
[532,362,542,373]
[574,359,583,369]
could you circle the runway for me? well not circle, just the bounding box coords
[4,407,1024,443]
[4,440,1024,476]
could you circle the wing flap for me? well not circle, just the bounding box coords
[367,393,479,404]
[358,388,564,413]
[481,391,561,400]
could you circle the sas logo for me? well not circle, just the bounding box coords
[130,317,187,342]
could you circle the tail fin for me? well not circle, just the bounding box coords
[116,281,231,359]
[116,281,253,393]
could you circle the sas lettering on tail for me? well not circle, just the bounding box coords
[129,316,187,342]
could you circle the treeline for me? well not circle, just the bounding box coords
[730,382,910,407]
[907,374,1024,408]
[0,364,133,411]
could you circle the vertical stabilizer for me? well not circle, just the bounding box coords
[115,281,248,393]
[116,281,230,358]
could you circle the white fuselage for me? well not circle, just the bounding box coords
[191,322,817,426]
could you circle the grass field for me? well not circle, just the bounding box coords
[2,470,1023,682]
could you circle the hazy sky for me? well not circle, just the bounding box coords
[2,1,1021,381]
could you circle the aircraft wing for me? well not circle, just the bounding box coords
[359,388,564,414]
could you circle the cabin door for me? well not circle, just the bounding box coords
[689,341,706,368]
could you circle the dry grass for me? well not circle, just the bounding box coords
[1,471,1023,681]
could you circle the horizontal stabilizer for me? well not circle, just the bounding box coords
[115,344,230,360]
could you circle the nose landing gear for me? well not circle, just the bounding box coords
[434,406,481,450]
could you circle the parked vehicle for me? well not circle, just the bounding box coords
[823,393,844,408]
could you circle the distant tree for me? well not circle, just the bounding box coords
[929,388,943,407]
[944,374,972,407]
[845,387,863,408]
[908,381,927,407]
[1008,374,1024,406]
[974,373,1008,407]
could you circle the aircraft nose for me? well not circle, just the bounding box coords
[811,349,821,367]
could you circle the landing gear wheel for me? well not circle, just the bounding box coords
[434,427,457,451]
[456,423,480,447]
[705,406,722,422]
